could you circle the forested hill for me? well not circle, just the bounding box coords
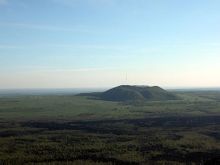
[78,85,179,102]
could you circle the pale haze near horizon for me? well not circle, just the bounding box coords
[0,0,220,89]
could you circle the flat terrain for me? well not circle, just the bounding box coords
[0,91,220,164]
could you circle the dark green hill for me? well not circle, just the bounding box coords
[78,85,179,102]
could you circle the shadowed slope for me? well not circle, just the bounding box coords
[78,85,179,102]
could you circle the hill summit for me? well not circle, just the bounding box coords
[78,85,179,102]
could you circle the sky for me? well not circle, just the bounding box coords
[0,0,220,89]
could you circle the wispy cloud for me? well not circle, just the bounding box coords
[51,0,115,7]
[0,0,28,8]
[45,43,131,51]
[0,43,127,51]
[0,44,25,49]
[0,0,8,6]
[15,66,120,73]
[0,22,91,33]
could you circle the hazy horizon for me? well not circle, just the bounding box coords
[1,86,220,96]
[1,0,220,88]
[1,86,220,90]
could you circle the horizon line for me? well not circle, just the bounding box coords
[0,86,220,90]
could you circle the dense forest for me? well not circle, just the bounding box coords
[0,91,220,164]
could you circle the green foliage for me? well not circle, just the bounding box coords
[0,91,220,164]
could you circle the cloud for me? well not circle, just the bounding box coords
[51,0,115,7]
[32,66,119,72]
[0,22,90,33]
[0,44,25,49]
[44,43,131,51]
[0,43,128,51]
[0,0,8,5]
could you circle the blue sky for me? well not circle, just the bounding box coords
[0,0,220,88]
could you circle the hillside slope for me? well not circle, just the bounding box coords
[78,85,179,102]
